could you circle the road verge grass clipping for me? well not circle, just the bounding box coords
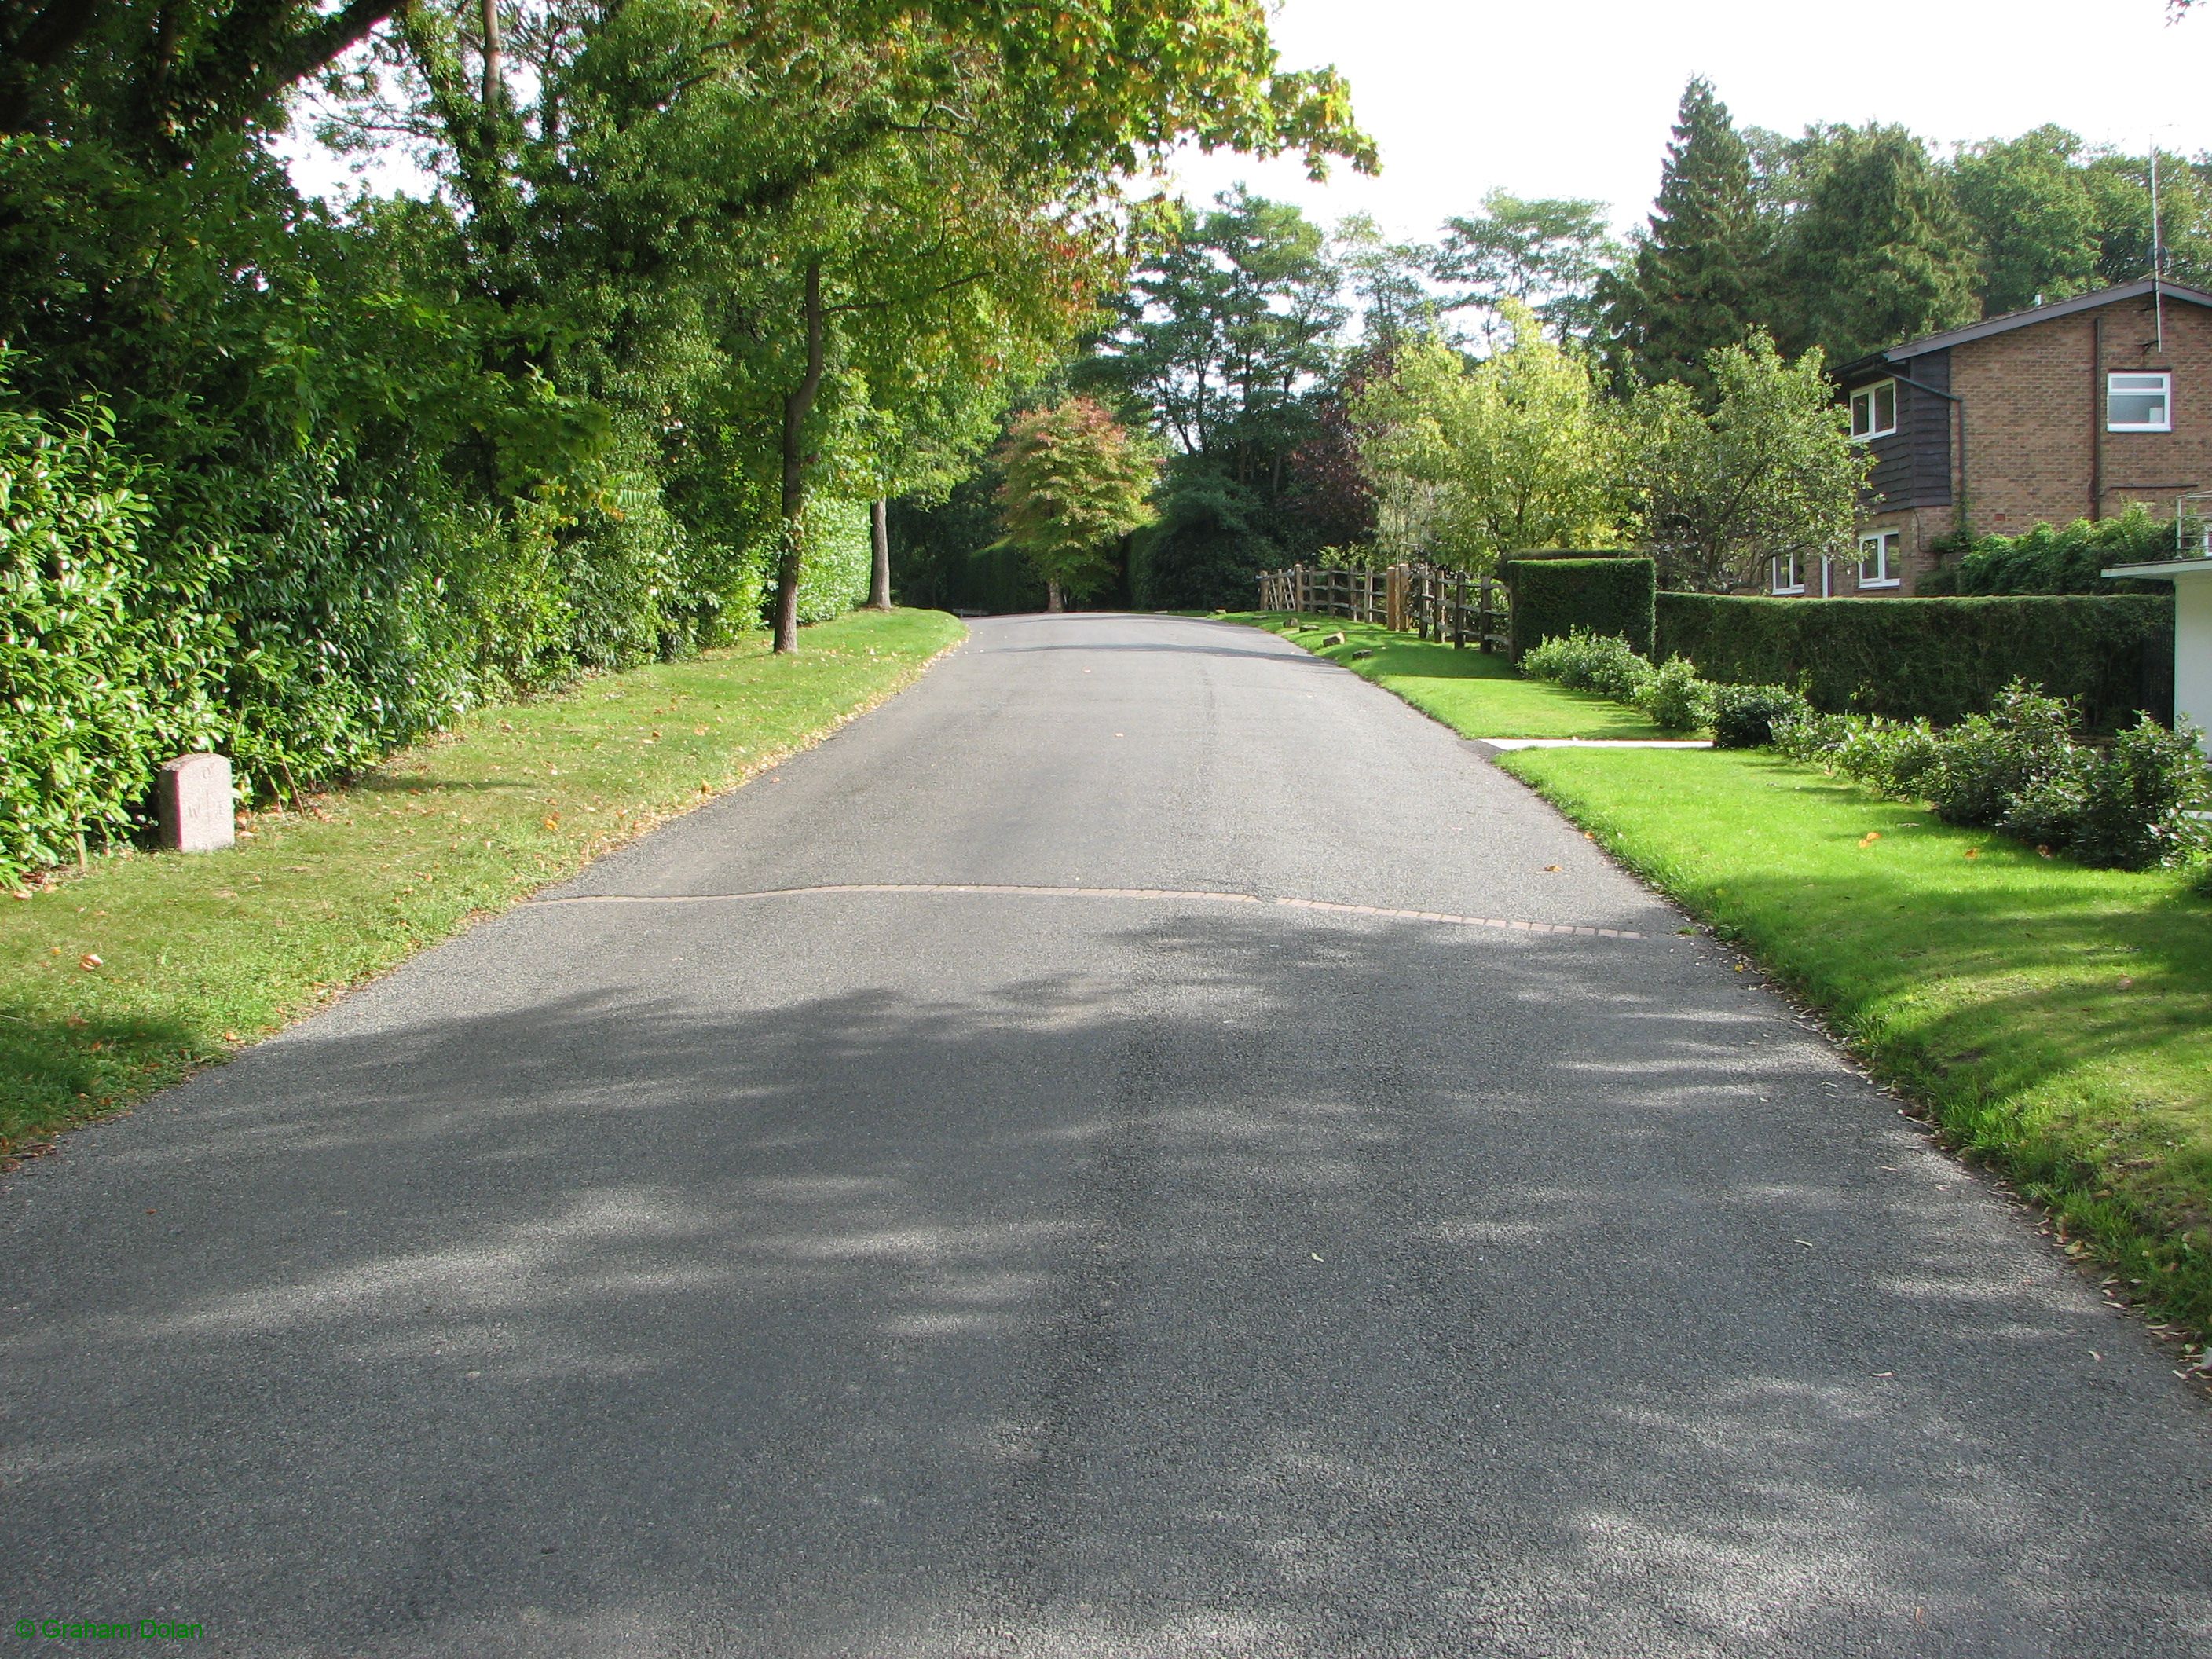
[2,608,965,1155]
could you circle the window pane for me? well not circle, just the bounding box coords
[1874,383,1895,430]
[2108,374,2170,430]
[1851,393,1870,438]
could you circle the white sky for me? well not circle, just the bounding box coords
[1166,0,2212,240]
[285,0,2211,232]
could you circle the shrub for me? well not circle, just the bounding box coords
[1933,506,2188,596]
[1522,627,1653,700]
[1924,683,2078,827]
[1773,709,1858,764]
[1654,591,2172,733]
[1708,683,1807,749]
[2065,719,2212,870]
[1508,555,1656,661]
[1831,716,1943,798]
[1634,656,1712,734]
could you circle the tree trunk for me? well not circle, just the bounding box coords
[773,260,825,655]
[1046,579,1064,613]
[869,496,892,610]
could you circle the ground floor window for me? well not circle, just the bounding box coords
[1770,553,1805,595]
[1857,529,1901,589]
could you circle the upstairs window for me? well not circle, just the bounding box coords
[1771,553,1805,595]
[2108,372,2171,432]
[1857,530,1900,589]
[1849,380,1898,441]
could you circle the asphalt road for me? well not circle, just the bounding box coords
[5,613,2210,1657]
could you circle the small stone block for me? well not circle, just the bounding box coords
[158,753,235,854]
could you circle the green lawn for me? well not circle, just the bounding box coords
[2,607,965,1155]
[1216,611,1669,738]
[1503,745,2212,1339]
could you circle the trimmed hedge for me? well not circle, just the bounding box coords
[1654,593,2174,732]
[1507,556,1656,661]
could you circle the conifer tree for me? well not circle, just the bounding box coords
[1773,124,1980,364]
[1605,78,1766,393]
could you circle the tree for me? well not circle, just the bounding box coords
[1430,190,1621,348]
[1335,212,1436,354]
[1604,77,1767,391]
[1770,123,1979,363]
[1352,303,1623,572]
[994,397,1159,610]
[1950,126,2101,314]
[1624,333,1869,592]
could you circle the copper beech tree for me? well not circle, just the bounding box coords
[994,397,1159,611]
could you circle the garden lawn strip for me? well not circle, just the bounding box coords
[1501,744,2212,1340]
[0,608,965,1153]
[1214,612,1671,739]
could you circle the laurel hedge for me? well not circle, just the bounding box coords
[1654,592,2174,732]
[1507,556,1656,661]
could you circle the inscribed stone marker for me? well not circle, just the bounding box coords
[158,753,235,853]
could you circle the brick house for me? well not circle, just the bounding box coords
[1786,279,2212,597]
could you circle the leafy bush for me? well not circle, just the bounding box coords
[1778,679,2212,870]
[1831,716,1943,799]
[1507,555,1656,661]
[1925,506,2190,596]
[794,497,873,624]
[1924,683,2078,828]
[1521,627,1653,699]
[1654,591,2173,733]
[1708,683,1807,749]
[1634,656,1712,734]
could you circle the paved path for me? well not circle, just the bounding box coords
[5,613,2209,1657]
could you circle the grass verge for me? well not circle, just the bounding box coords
[1503,745,2212,1342]
[1214,611,1668,739]
[2,607,965,1155]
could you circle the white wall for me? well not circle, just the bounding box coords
[2177,572,2212,754]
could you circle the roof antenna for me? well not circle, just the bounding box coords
[2150,137,2166,353]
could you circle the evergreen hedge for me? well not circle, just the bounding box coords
[1507,556,1656,661]
[1654,593,2174,731]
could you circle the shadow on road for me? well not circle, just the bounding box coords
[5,904,2205,1656]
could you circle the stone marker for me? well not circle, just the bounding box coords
[158,753,235,854]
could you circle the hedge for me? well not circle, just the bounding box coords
[1654,593,2174,732]
[1507,556,1656,661]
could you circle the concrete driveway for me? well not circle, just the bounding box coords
[5,613,2208,1657]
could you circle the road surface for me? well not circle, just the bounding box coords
[5,613,2209,1657]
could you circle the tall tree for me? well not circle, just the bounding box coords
[994,396,1159,610]
[1625,333,1868,592]
[1604,77,1766,391]
[1950,126,2101,314]
[1430,190,1621,347]
[1771,123,1979,363]
[1352,303,1624,571]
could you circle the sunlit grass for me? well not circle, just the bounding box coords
[1215,611,1668,738]
[1,608,965,1153]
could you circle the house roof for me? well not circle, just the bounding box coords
[2101,556,2212,580]
[1835,278,2212,384]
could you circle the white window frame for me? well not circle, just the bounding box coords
[1771,553,1805,595]
[1857,529,1901,590]
[1849,379,1899,441]
[2107,372,2172,434]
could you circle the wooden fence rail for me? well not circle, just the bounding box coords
[1255,563,1509,653]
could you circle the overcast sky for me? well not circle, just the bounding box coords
[1166,0,2212,240]
[286,0,2210,230]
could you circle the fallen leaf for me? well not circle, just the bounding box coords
[1309,1252,1324,1262]
[1793,1238,1815,1249]
[78,954,102,970]
[542,815,560,831]
[222,1031,240,1043]
[1964,847,1980,859]
[1542,864,1562,873]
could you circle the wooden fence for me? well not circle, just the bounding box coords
[1255,563,1509,651]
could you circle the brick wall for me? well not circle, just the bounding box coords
[1950,293,2212,537]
